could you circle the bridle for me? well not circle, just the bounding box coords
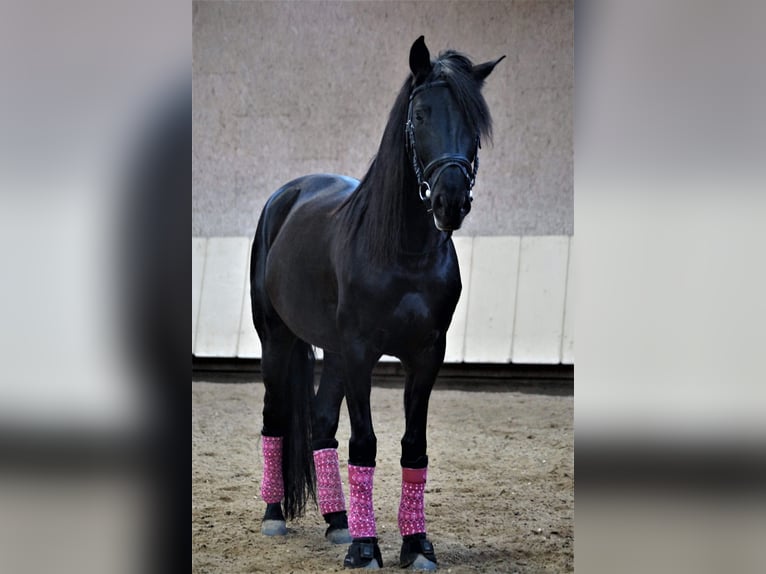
[405,80,480,211]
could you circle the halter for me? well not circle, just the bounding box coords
[405,80,480,211]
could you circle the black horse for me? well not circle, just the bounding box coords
[250,37,503,570]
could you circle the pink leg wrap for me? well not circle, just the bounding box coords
[398,467,427,536]
[313,448,346,515]
[347,464,377,538]
[260,436,284,504]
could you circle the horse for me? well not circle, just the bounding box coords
[250,36,503,570]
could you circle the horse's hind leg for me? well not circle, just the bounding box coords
[251,205,316,535]
[258,326,295,536]
[257,321,316,536]
[312,351,351,544]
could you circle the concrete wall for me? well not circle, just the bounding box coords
[193,0,573,238]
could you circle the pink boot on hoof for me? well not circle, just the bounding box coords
[313,448,351,543]
[260,436,287,536]
[398,467,436,570]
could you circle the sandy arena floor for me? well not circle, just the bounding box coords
[192,381,573,573]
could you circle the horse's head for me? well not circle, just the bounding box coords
[406,36,504,232]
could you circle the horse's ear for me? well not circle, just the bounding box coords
[409,35,432,81]
[472,55,506,84]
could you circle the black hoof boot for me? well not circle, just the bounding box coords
[400,533,437,570]
[324,511,352,544]
[343,537,383,569]
[261,502,287,536]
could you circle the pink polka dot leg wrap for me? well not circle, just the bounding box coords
[399,467,427,536]
[313,448,346,515]
[260,436,284,504]
[347,464,377,538]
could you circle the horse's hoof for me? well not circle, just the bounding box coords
[326,526,352,544]
[409,554,438,570]
[343,537,383,569]
[261,519,288,536]
[400,534,437,570]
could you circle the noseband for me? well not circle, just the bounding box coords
[405,80,480,210]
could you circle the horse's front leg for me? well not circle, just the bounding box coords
[311,351,352,544]
[397,335,445,571]
[339,341,384,569]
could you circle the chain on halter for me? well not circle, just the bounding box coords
[405,80,480,211]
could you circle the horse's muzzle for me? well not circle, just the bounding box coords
[431,173,472,231]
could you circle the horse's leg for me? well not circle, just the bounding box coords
[338,343,383,569]
[252,214,293,536]
[251,194,318,537]
[258,323,317,536]
[257,326,296,536]
[397,337,445,571]
[312,351,351,544]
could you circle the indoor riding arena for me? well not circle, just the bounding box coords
[193,376,572,573]
[193,2,573,573]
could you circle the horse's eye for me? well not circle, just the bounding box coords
[415,112,424,123]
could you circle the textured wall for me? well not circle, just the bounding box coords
[193,0,572,237]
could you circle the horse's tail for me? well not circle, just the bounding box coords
[281,340,317,520]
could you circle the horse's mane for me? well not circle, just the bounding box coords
[336,50,493,265]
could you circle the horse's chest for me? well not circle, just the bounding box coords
[372,271,459,338]
[337,254,461,355]
[370,284,456,355]
[391,291,441,330]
